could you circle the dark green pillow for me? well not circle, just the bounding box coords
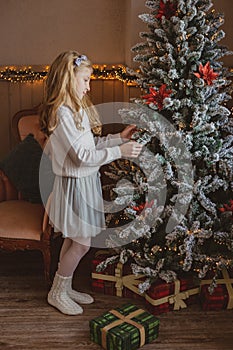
[0,134,43,203]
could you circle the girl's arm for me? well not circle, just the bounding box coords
[94,133,123,149]
[94,125,137,149]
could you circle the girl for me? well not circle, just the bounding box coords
[40,50,143,315]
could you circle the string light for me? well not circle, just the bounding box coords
[0,64,138,85]
[0,66,49,83]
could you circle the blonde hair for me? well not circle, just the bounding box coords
[39,50,101,136]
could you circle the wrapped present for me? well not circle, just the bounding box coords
[200,268,233,311]
[145,276,199,315]
[91,251,145,299]
[89,303,159,350]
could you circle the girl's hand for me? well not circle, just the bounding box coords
[120,124,137,141]
[120,141,143,158]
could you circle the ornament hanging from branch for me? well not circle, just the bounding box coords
[142,84,173,110]
[218,199,233,218]
[194,62,219,86]
[156,0,178,20]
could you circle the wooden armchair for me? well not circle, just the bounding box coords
[0,107,54,286]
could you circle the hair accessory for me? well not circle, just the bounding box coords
[74,55,87,67]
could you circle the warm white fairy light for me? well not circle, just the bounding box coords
[0,65,139,84]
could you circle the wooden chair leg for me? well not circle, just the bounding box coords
[41,246,52,287]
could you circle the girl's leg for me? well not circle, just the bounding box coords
[56,237,94,304]
[57,237,91,277]
[48,237,92,315]
[59,237,72,262]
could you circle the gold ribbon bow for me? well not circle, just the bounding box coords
[92,261,145,297]
[101,308,146,349]
[200,268,233,309]
[168,280,190,310]
[145,279,199,311]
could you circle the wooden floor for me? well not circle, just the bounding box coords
[0,243,233,350]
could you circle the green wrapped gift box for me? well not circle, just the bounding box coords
[89,304,160,350]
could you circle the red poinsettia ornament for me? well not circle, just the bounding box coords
[194,62,219,85]
[220,200,233,212]
[142,84,172,110]
[218,199,233,218]
[156,0,177,20]
[132,200,154,214]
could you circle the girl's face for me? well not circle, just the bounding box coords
[75,67,92,100]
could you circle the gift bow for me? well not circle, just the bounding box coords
[200,268,233,309]
[145,279,199,311]
[92,262,145,297]
[168,290,190,310]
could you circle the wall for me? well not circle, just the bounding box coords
[0,0,126,65]
[1,0,232,66]
[213,0,233,67]
[124,0,147,67]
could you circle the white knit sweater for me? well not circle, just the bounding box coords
[46,105,122,178]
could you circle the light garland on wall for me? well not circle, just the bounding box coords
[1,65,231,87]
[0,67,49,83]
[0,64,138,85]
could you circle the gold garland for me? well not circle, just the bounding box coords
[0,64,138,85]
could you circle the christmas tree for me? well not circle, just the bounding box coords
[99,0,233,292]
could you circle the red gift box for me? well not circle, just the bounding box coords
[200,268,233,311]
[91,251,145,299]
[145,276,199,315]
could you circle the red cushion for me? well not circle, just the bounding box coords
[0,200,44,240]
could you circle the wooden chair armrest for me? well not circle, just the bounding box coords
[0,171,5,201]
[0,170,19,201]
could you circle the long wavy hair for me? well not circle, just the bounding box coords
[39,50,101,136]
